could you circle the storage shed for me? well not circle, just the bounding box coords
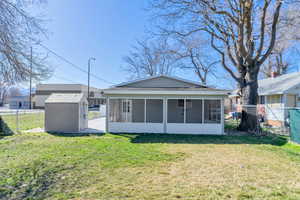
[45,93,88,133]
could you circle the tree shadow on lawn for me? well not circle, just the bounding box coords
[0,117,14,139]
[112,133,288,146]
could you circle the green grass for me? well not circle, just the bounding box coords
[1,112,44,134]
[1,132,300,199]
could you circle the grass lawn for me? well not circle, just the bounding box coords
[1,132,300,200]
[0,112,44,133]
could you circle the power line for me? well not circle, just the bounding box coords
[38,43,116,85]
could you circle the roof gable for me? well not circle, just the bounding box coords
[114,75,205,88]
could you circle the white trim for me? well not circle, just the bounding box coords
[111,75,205,88]
[104,90,228,96]
[166,123,223,135]
[109,122,164,133]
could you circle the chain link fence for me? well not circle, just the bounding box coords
[225,104,300,137]
[0,110,45,135]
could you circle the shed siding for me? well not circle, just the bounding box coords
[45,103,79,132]
[121,77,198,88]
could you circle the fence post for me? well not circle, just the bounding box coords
[16,109,19,133]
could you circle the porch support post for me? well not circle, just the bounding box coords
[163,97,167,133]
[221,98,225,135]
[105,97,109,133]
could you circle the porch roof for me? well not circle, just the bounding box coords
[103,87,229,96]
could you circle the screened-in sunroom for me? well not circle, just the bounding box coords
[103,75,228,135]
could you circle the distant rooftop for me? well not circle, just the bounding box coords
[45,93,86,103]
[231,72,300,96]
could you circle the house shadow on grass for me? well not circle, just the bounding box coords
[113,133,288,146]
[47,130,104,137]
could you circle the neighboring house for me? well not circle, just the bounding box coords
[33,84,104,109]
[230,72,300,127]
[9,96,31,109]
[103,75,229,135]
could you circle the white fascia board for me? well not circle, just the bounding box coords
[104,90,228,96]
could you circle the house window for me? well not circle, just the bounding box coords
[177,99,184,107]
[122,100,131,113]
[204,100,221,124]
[259,96,265,104]
[89,91,95,97]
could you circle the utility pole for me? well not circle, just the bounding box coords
[88,57,96,107]
[29,47,32,109]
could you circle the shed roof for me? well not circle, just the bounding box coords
[45,93,86,103]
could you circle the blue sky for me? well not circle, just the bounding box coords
[35,0,149,88]
[29,0,237,90]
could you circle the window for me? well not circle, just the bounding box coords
[146,99,163,123]
[204,100,221,123]
[267,95,282,104]
[186,99,202,123]
[168,99,184,123]
[89,91,95,97]
[259,96,265,104]
[122,100,131,113]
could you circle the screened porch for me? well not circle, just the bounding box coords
[108,98,223,134]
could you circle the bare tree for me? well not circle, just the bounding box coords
[0,0,52,85]
[150,0,298,131]
[262,7,300,77]
[123,37,178,79]
[0,81,9,106]
[170,36,219,85]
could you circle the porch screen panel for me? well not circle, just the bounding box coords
[132,99,145,123]
[186,99,202,123]
[168,99,184,123]
[109,99,122,122]
[146,99,163,123]
[204,100,221,123]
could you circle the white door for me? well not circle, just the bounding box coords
[121,99,132,122]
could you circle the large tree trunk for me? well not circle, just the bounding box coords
[238,68,260,132]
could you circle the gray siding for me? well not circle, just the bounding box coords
[121,77,199,88]
[45,103,79,132]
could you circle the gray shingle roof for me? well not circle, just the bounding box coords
[230,72,300,96]
[45,93,85,103]
[258,72,300,95]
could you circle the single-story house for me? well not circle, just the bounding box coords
[230,72,300,127]
[103,75,229,135]
[34,84,104,109]
[8,96,31,109]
